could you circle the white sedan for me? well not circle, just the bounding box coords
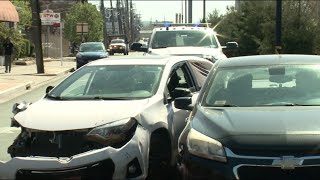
[1,56,213,180]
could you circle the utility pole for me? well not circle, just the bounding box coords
[116,0,123,34]
[100,0,108,48]
[202,0,206,22]
[275,0,282,54]
[188,0,192,23]
[31,0,44,73]
[110,0,116,34]
[125,0,130,43]
[130,0,134,43]
[298,0,301,28]
[185,0,187,23]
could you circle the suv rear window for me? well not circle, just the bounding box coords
[151,30,218,49]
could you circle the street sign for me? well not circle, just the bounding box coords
[76,23,89,34]
[40,12,60,25]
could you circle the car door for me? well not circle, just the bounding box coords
[166,61,198,152]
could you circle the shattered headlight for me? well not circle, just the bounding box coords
[187,128,226,162]
[86,118,138,147]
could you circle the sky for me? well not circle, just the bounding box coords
[89,0,235,22]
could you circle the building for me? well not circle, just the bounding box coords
[38,0,80,57]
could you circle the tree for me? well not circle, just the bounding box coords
[207,1,318,55]
[282,1,316,54]
[64,3,103,44]
[0,1,32,58]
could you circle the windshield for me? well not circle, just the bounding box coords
[111,39,125,43]
[48,65,164,100]
[79,43,105,52]
[204,65,320,107]
[151,30,218,49]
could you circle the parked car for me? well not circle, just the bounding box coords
[76,42,108,69]
[108,39,129,55]
[175,54,320,179]
[2,56,213,180]
[130,23,239,62]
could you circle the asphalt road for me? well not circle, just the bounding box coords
[0,52,144,162]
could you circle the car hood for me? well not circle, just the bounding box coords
[14,99,149,131]
[78,51,106,56]
[150,47,226,58]
[192,107,320,146]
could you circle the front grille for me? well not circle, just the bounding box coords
[16,159,114,180]
[10,131,104,157]
[231,146,320,157]
[238,166,320,180]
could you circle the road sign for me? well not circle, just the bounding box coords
[76,23,89,34]
[40,12,60,25]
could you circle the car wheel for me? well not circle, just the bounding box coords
[147,130,172,180]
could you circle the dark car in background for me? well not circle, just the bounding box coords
[76,42,108,69]
[175,54,320,180]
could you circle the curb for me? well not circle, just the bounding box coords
[0,67,74,103]
[0,81,32,102]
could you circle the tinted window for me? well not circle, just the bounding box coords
[79,43,105,52]
[204,65,320,107]
[151,30,218,49]
[111,39,125,43]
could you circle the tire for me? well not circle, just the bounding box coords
[147,132,173,180]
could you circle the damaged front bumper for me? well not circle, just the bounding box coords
[0,126,149,180]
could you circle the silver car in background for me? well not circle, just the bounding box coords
[1,56,213,180]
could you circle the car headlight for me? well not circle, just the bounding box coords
[76,53,82,58]
[187,128,226,162]
[100,53,108,58]
[202,55,218,62]
[86,118,138,147]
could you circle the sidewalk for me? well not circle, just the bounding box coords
[0,57,75,103]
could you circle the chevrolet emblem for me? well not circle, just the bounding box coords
[272,156,303,170]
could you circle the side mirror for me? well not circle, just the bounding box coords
[130,42,148,52]
[226,42,239,49]
[173,87,192,98]
[174,93,199,111]
[46,86,54,93]
[174,97,192,111]
[222,42,239,58]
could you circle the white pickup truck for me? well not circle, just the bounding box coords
[131,23,239,62]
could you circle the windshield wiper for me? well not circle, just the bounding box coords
[212,104,239,107]
[153,46,168,49]
[46,94,65,100]
[92,96,130,100]
[259,102,320,106]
